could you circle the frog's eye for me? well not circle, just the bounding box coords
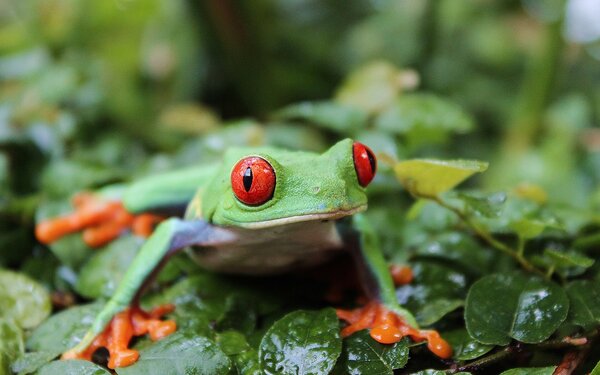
[231,156,276,206]
[353,142,377,187]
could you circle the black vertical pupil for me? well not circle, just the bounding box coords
[366,150,376,173]
[243,167,253,192]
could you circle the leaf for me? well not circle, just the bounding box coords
[465,273,569,345]
[338,331,408,375]
[458,192,507,218]
[591,360,600,375]
[499,367,556,375]
[443,329,494,361]
[216,331,261,375]
[394,159,488,198]
[115,331,231,375]
[0,319,23,361]
[509,219,548,239]
[75,235,143,299]
[374,93,474,146]
[565,280,600,331]
[159,103,220,134]
[27,303,103,354]
[273,101,368,133]
[0,269,51,329]
[396,262,467,326]
[259,309,341,375]
[543,249,595,269]
[36,360,110,375]
[10,351,58,375]
[334,61,406,113]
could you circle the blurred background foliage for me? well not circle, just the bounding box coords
[1,0,600,373]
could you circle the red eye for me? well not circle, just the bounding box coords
[353,142,377,187]
[231,156,276,206]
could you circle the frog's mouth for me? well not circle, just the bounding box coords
[236,204,367,229]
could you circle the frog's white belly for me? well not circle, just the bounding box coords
[186,220,344,275]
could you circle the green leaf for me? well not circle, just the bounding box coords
[458,191,507,218]
[36,360,110,375]
[443,329,494,361]
[259,309,341,375]
[465,273,569,345]
[565,280,600,331]
[0,319,23,361]
[499,367,556,375]
[75,235,143,299]
[509,219,548,239]
[27,303,103,354]
[410,371,470,375]
[0,269,51,329]
[591,360,600,375]
[273,101,368,133]
[10,351,58,375]
[115,331,231,375]
[394,159,488,198]
[396,262,467,326]
[375,93,474,146]
[334,61,406,113]
[216,331,261,375]
[543,249,595,269]
[338,331,408,375]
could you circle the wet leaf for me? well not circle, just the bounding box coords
[216,331,261,375]
[443,329,494,361]
[0,269,51,329]
[36,360,110,375]
[75,235,143,299]
[338,331,408,375]
[396,262,467,326]
[565,280,600,331]
[10,351,57,375]
[465,273,569,345]
[27,303,103,354]
[259,309,341,375]
[115,331,231,375]
[394,159,488,198]
[458,191,507,218]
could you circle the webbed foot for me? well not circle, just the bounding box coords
[36,192,163,247]
[62,304,176,369]
[336,301,452,359]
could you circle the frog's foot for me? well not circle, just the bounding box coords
[389,265,413,286]
[336,301,452,359]
[61,304,176,369]
[36,192,163,248]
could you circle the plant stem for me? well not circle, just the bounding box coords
[431,196,546,277]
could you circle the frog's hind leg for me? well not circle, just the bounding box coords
[337,214,452,359]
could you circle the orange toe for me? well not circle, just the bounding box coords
[336,301,452,359]
[61,304,177,369]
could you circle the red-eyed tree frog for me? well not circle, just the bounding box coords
[36,138,451,369]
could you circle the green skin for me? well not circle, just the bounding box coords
[70,138,418,354]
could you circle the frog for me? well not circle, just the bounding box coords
[35,138,452,369]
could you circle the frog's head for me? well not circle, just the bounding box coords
[202,138,377,228]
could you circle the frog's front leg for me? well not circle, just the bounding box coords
[63,218,236,369]
[337,214,452,359]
